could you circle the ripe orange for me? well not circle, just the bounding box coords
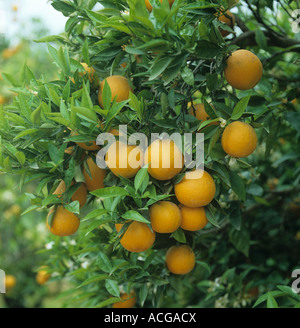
[145,0,174,12]
[144,139,184,181]
[218,10,235,37]
[46,205,80,236]
[180,206,208,231]
[221,121,257,158]
[175,170,216,207]
[71,131,99,151]
[224,49,263,90]
[112,291,137,308]
[5,275,16,291]
[165,245,195,275]
[149,201,182,233]
[105,141,143,179]
[82,157,106,191]
[115,221,155,253]
[53,180,87,208]
[36,267,51,285]
[98,75,131,108]
[188,103,218,125]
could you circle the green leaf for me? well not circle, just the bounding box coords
[171,228,186,243]
[121,210,150,224]
[231,95,251,120]
[105,279,120,297]
[267,292,279,308]
[90,187,130,198]
[149,56,173,81]
[134,166,149,193]
[77,274,110,289]
[229,171,246,201]
[98,251,113,273]
[229,226,250,257]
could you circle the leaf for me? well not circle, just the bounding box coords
[231,95,251,120]
[98,251,113,273]
[105,279,120,297]
[255,29,268,50]
[181,66,194,86]
[77,274,109,289]
[149,56,173,80]
[134,166,149,192]
[267,292,279,308]
[121,210,150,224]
[229,226,250,257]
[229,171,246,201]
[171,228,186,243]
[90,187,130,198]
[82,209,110,221]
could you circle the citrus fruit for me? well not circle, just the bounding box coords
[82,157,106,191]
[5,275,16,291]
[145,0,174,12]
[165,245,195,275]
[218,10,235,37]
[150,201,182,233]
[188,103,218,125]
[112,291,137,308]
[71,131,99,151]
[224,49,263,90]
[175,170,216,207]
[221,121,257,158]
[98,75,131,108]
[46,205,80,236]
[105,141,143,179]
[180,206,208,231]
[115,221,155,253]
[36,267,51,285]
[144,139,184,181]
[53,180,87,208]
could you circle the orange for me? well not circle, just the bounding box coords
[82,157,106,191]
[98,75,131,108]
[165,245,195,275]
[64,146,75,155]
[218,10,235,37]
[0,95,6,104]
[221,121,257,158]
[224,49,263,90]
[36,267,51,285]
[149,201,182,233]
[112,291,137,308]
[46,205,80,236]
[79,62,95,83]
[144,139,184,181]
[105,141,143,179]
[71,131,99,151]
[174,170,216,207]
[145,0,174,12]
[115,221,155,253]
[5,275,16,291]
[180,206,208,231]
[188,103,218,125]
[53,180,87,208]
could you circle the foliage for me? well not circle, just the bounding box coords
[0,0,300,308]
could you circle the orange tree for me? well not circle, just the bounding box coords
[0,0,300,308]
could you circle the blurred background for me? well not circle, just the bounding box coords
[0,0,68,308]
